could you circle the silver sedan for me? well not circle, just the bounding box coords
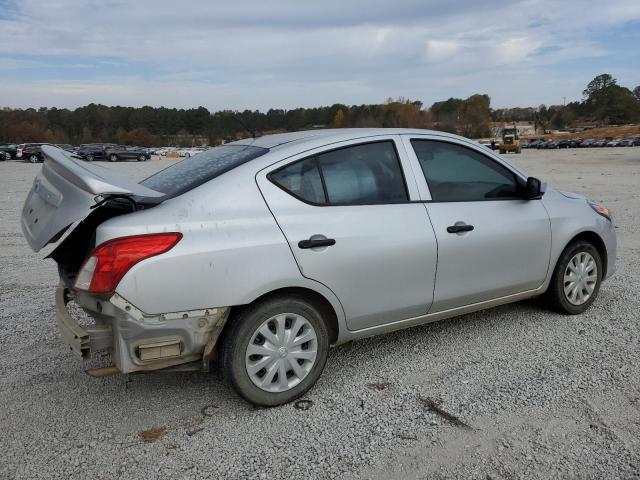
[22,129,616,406]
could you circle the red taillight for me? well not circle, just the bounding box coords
[75,233,182,293]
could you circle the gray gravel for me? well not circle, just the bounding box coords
[1,149,639,480]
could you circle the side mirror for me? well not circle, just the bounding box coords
[525,176,545,200]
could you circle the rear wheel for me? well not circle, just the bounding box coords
[86,154,94,161]
[109,154,118,162]
[28,154,39,163]
[221,296,329,406]
[138,154,147,161]
[546,241,602,314]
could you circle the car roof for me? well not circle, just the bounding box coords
[230,128,468,150]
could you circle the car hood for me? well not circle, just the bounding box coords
[558,190,588,200]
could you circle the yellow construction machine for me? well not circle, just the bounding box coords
[499,125,521,154]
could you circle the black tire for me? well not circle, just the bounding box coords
[86,154,94,162]
[109,154,118,162]
[138,154,146,162]
[28,154,39,163]
[220,295,329,407]
[546,241,602,315]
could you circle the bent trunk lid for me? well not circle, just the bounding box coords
[21,145,163,252]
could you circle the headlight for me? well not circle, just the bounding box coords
[588,200,611,221]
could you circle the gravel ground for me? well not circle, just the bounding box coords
[0,148,639,480]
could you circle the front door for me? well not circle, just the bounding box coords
[404,136,552,312]
[257,137,438,331]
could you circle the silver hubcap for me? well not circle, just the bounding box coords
[564,252,597,305]
[245,313,318,393]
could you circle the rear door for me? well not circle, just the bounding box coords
[257,136,438,331]
[402,135,551,312]
[22,145,162,252]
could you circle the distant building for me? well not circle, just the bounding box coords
[489,122,536,138]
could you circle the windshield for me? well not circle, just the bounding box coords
[141,144,268,197]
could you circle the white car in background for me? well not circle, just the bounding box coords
[158,147,178,156]
[179,147,208,158]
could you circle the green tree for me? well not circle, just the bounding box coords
[331,109,346,128]
[115,127,128,144]
[581,73,639,124]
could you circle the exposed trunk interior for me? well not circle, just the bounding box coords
[50,197,160,288]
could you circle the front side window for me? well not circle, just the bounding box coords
[411,140,520,202]
[270,141,408,205]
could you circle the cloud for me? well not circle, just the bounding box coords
[0,0,639,109]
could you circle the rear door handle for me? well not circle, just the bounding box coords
[298,238,336,249]
[447,224,474,234]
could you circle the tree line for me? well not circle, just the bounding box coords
[1,74,638,146]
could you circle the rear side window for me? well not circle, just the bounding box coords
[270,141,408,205]
[141,144,268,197]
[411,140,520,202]
[269,157,325,204]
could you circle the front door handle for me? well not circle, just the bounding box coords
[447,224,474,234]
[298,238,336,249]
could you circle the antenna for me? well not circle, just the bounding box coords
[231,113,256,139]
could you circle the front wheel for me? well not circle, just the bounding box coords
[138,154,147,161]
[221,296,329,406]
[86,154,94,162]
[28,154,39,163]
[109,154,118,162]
[546,241,602,314]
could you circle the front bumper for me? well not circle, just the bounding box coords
[55,284,229,373]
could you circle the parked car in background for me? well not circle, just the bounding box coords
[178,147,208,158]
[569,138,583,148]
[159,147,179,156]
[593,139,607,147]
[76,144,113,161]
[580,139,597,148]
[557,140,571,149]
[21,129,616,406]
[21,143,50,163]
[529,139,543,149]
[104,145,150,162]
[55,144,76,153]
[606,139,620,147]
[0,143,18,159]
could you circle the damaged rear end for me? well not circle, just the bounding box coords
[22,146,230,375]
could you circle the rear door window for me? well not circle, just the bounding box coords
[270,141,408,205]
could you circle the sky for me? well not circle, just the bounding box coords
[0,0,639,111]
